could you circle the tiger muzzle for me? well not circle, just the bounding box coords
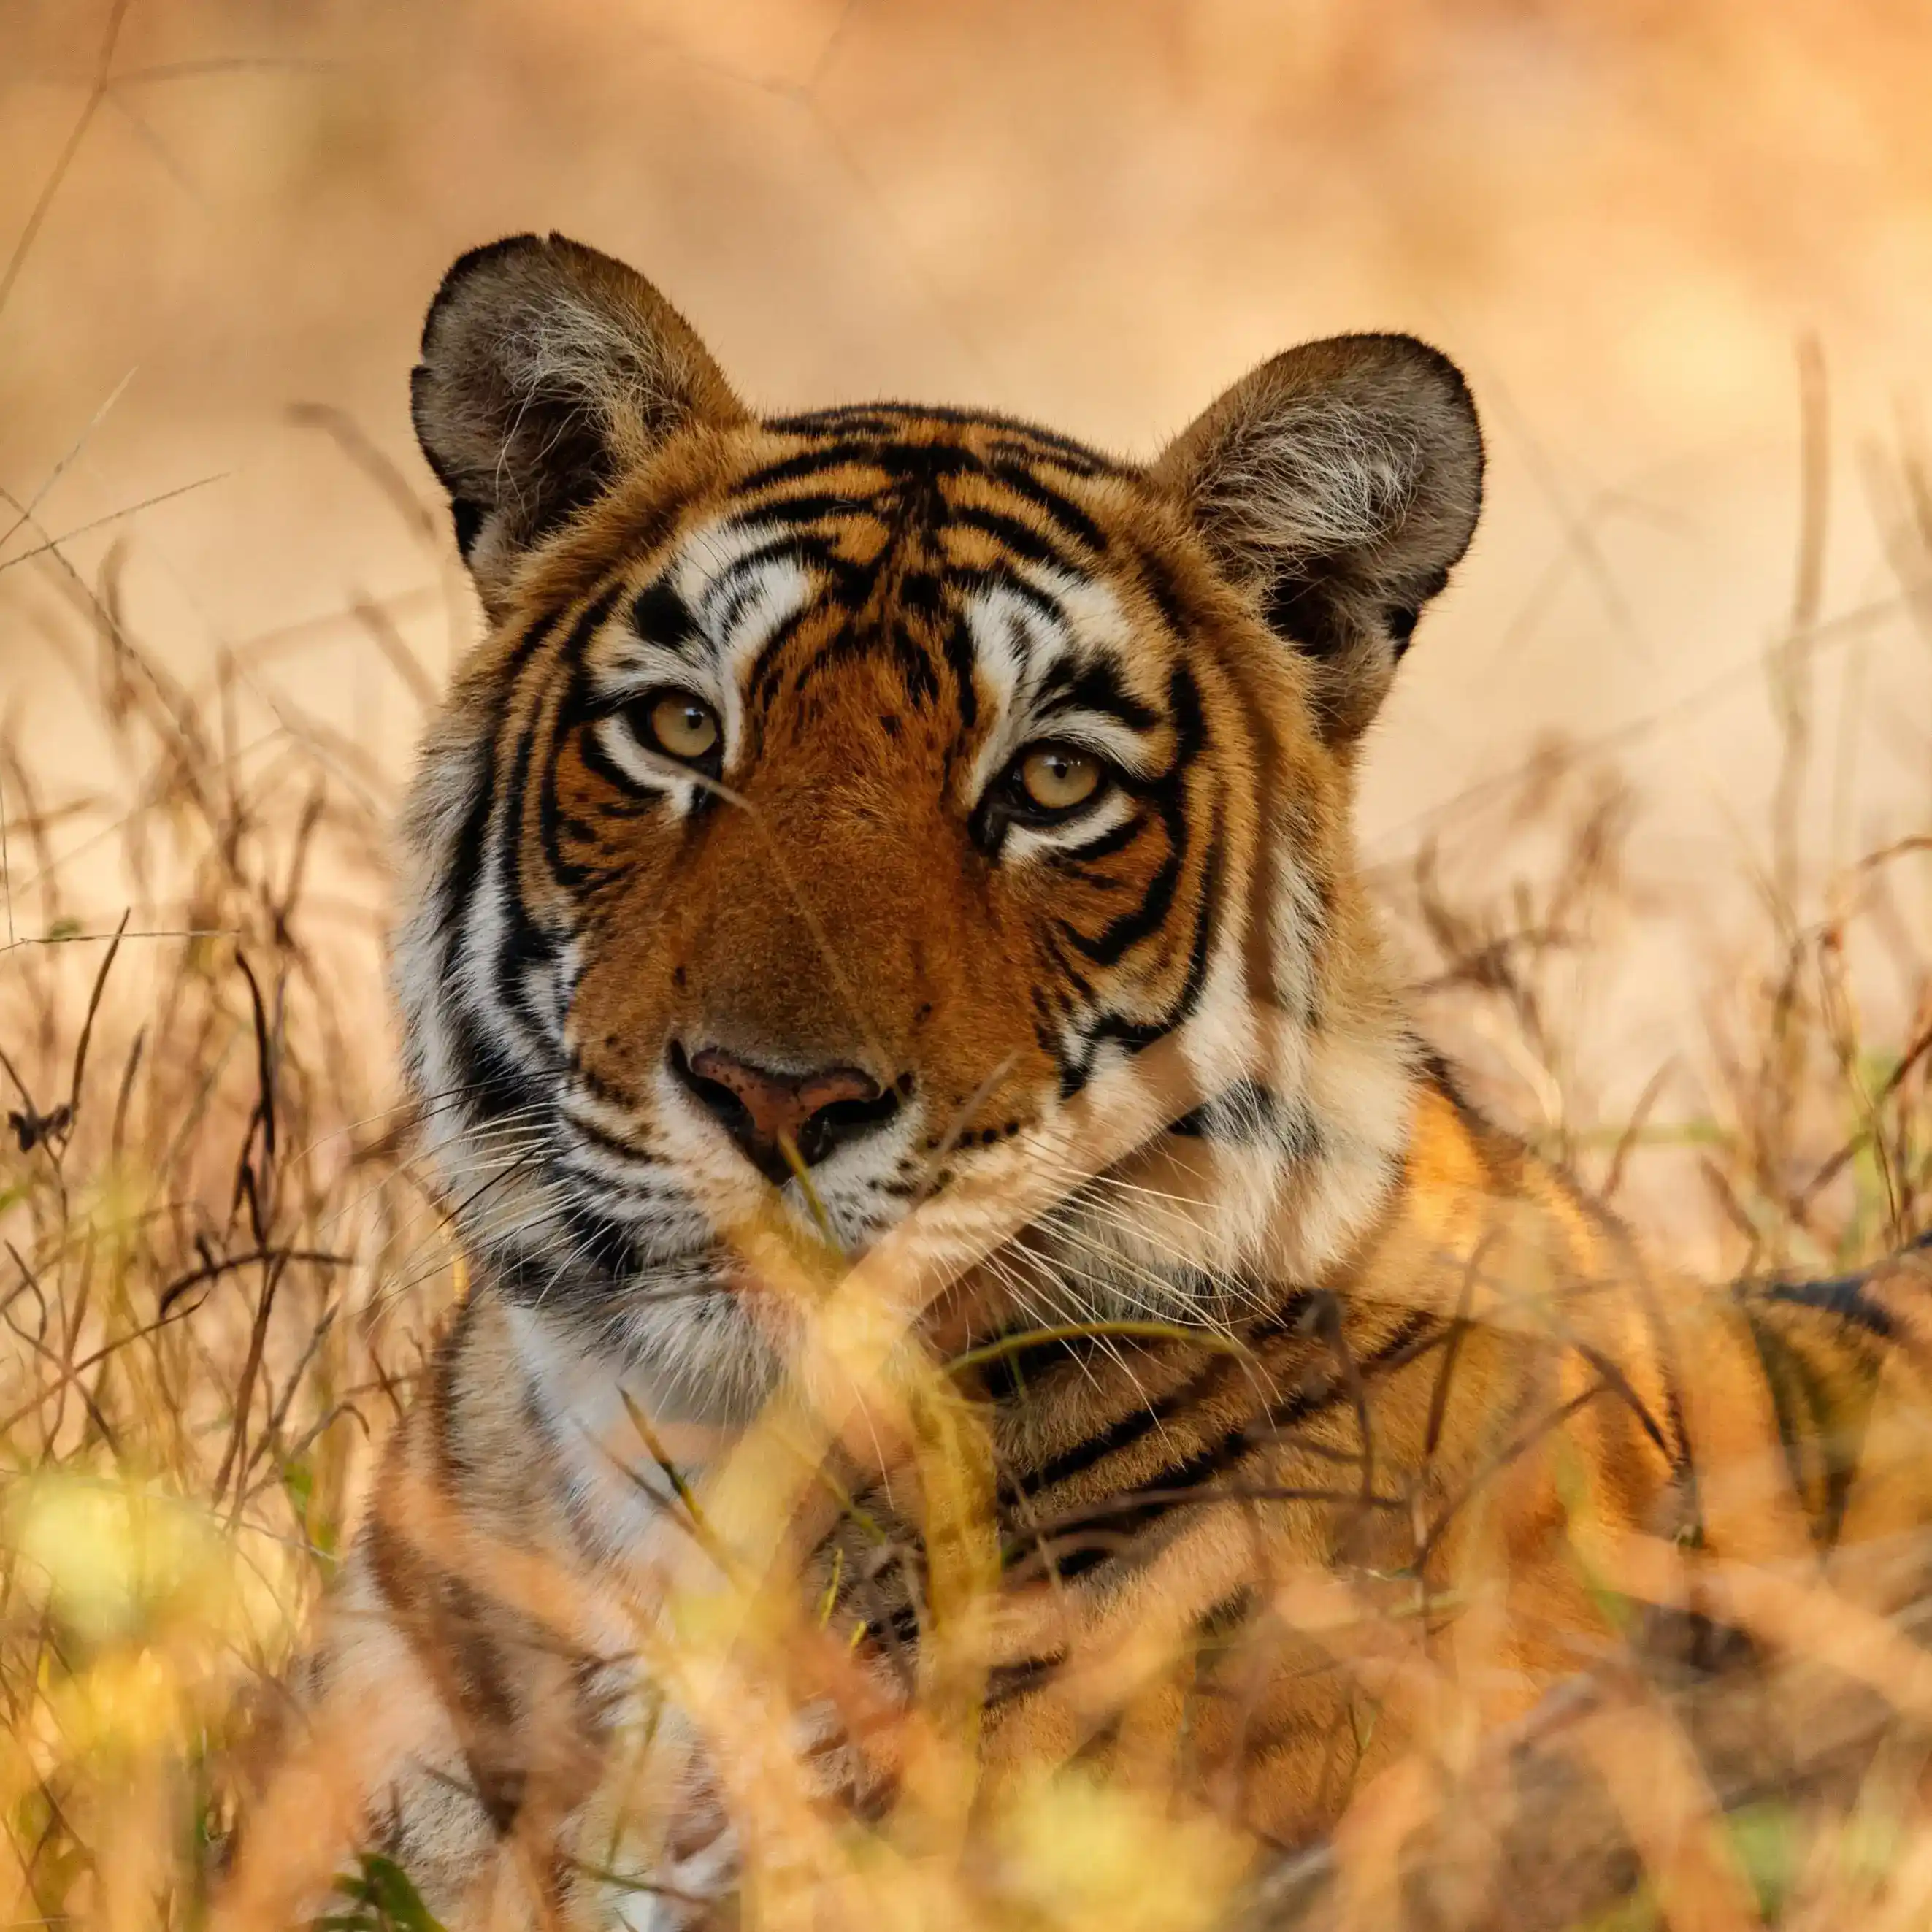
[671,1043,903,1184]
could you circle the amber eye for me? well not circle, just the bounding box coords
[1015,743,1104,816]
[641,691,720,762]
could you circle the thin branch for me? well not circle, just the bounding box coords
[157,1245,350,1317]
[63,906,129,1125]
[0,0,134,321]
[0,473,229,578]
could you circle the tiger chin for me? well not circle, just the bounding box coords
[219,234,1932,1932]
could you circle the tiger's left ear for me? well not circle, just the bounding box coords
[1153,334,1482,743]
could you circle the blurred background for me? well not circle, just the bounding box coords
[5,0,1932,1254]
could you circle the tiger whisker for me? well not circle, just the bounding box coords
[1023,1206,1258,1335]
[1028,1192,1281,1326]
[991,1237,1187,1426]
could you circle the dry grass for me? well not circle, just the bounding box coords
[5,315,1932,1932]
[0,445,465,1924]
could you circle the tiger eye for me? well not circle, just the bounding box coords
[1017,743,1102,813]
[648,693,719,762]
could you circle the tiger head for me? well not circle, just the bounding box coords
[396,234,1482,1419]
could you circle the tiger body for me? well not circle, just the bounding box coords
[221,236,1932,1931]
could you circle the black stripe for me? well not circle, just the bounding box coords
[1195,1585,1261,1647]
[747,602,821,713]
[541,648,613,892]
[440,594,614,1128]
[984,428,1119,476]
[1240,1289,1318,1343]
[1039,927,1097,1006]
[564,1109,657,1170]
[1757,1270,1901,1339]
[442,1002,541,1123]
[1007,1311,1438,1552]
[1062,843,1181,966]
[984,1654,1066,1707]
[1740,1304,1879,1548]
[1168,1083,1311,1151]
[947,504,1072,573]
[729,444,977,580]
[559,1204,643,1284]
[948,561,1068,626]
[731,442,892,496]
[975,1327,1110,1406]
[572,1058,645,1115]
[1086,1012,1175,1056]
[1132,543,1196,638]
[1167,660,1208,761]
[762,405,900,432]
[987,459,1109,552]
[573,713,676,800]
[1059,662,1205,970]
[494,697,551,1021]
[940,612,980,731]
[895,567,946,618]
[631,578,696,650]
[912,406,1117,467]
[1051,813,1148,866]
[791,609,940,709]
[1036,656,1161,732]
[726,491,868,529]
[1048,859,1132,892]
[491,589,621,1034]
[437,605,570,970]
[759,402,1117,472]
[432,597,607,1127]
[701,533,829,610]
[1005,1348,1242,1500]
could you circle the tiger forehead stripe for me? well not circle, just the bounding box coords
[762,400,1128,477]
[719,419,1115,568]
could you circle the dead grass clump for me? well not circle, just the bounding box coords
[3,405,1931,1932]
[0,514,459,1925]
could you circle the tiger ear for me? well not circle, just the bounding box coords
[412,233,748,613]
[1153,334,1482,743]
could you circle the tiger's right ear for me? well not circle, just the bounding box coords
[412,234,748,613]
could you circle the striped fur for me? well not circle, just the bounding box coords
[224,236,1932,1931]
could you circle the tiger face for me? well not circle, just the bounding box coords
[396,234,1482,1420]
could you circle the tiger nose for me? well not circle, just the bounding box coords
[670,1043,902,1184]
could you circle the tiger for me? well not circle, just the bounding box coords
[218,232,1932,1932]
